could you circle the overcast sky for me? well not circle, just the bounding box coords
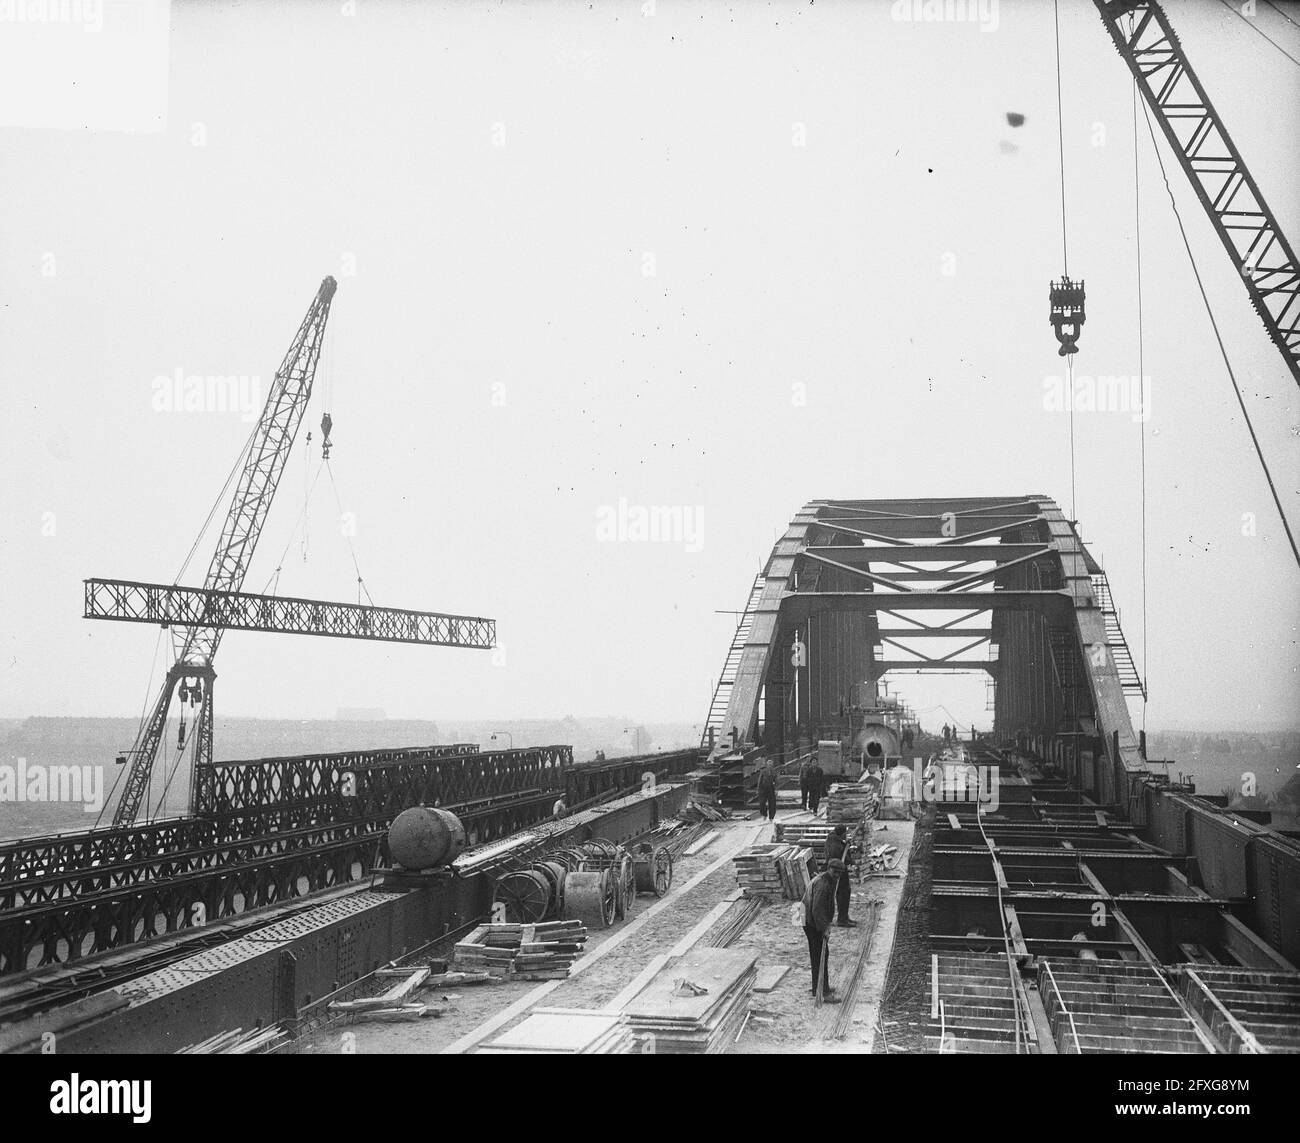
[1,0,1297,736]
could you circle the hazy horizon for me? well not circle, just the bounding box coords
[2,0,1297,737]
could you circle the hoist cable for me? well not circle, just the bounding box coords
[1139,96,1300,572]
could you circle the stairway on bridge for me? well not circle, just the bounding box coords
[701,573,765,750]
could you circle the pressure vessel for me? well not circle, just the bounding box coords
[387,806,468,870]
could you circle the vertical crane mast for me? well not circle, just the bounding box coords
[111,277,338,825]
[1093,0,1300,385]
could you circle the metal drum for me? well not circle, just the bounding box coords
[564,870,616,929]
[387,806,468,871]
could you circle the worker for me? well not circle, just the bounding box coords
[825,824,856,927]
[806,758,825,815]
[551,797,567,819]
[798,754,813,810]
[801,857,844,1001]
[756,757,778,822]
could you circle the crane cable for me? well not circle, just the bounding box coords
[1052,0,1077,522]
[1137,94,1300,572]
[1217,0,1300,69]
[1130,51,1149,736]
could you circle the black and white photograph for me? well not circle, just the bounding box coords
[1,0,1297,1114]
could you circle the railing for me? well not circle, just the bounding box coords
[1041,961,1083,1053]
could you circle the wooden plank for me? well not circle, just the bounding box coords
[754,964,791,993]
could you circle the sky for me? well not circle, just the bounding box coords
[1,0,1298,737]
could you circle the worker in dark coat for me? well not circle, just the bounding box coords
[756,758,778,821]
[798,755,813,810]
[825,825,856,927]
[806,760,825,814]
[801,858,844,1001]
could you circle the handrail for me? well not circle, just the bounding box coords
[1041,961,1082,1053]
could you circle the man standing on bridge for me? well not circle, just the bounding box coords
[801,858,844,1002]
[756,757,778,821]
[806,758,825,815]
[798,754,813,811]
[825,824,856,927]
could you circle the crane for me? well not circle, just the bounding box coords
[1092,0,1300,386]
[98,277,495,825]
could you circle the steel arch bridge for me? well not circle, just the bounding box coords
[703,496,1149,813]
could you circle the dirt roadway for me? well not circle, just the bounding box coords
[299,812,913,1055]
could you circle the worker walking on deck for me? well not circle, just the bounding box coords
[756,758,778,821]
[798,755,812,810]
[806,759,824,815]
[801,858,844,1002]
[825,824,856,927]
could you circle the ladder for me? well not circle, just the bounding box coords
[701,572,766,750]
[1090,574,1147,700]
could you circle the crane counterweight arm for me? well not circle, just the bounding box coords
[1093,0,1300,385]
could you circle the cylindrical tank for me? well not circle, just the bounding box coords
[855,721,901,763]
[387,806,468,871]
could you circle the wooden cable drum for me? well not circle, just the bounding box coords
[493,869,551,923]
[615,853,636,920]
[531,860,568,917]
[563,869,616,929]
[633,846,673,898]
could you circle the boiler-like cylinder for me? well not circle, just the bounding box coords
[387,806,468,871]
[854,721,901,763]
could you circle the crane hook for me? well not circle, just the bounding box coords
[321,412,333,460]
[1049,276,1086,357]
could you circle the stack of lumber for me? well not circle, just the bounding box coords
[826,784,879,823]
[477,1008,635,1054]
[774,821,837,858]
[454,921,588,979]
[732,844,813,900]
[621,948,759,1054]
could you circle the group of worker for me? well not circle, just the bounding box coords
[753,755,861,1003]
[754,756,831,822]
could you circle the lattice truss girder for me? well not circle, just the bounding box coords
[85,578,496,650]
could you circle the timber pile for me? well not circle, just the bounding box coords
[477,1009,635,1054]
[773,822,837,860]
[826,784,879,823]
[454,921,587,979]
[732,844,813,900]
[327,966,438,1022]
[621,948,758,1054]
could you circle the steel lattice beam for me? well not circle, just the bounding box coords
[84,578,496,650]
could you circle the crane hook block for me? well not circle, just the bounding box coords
[1049,277,1086,357]
[321,411,333,460]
